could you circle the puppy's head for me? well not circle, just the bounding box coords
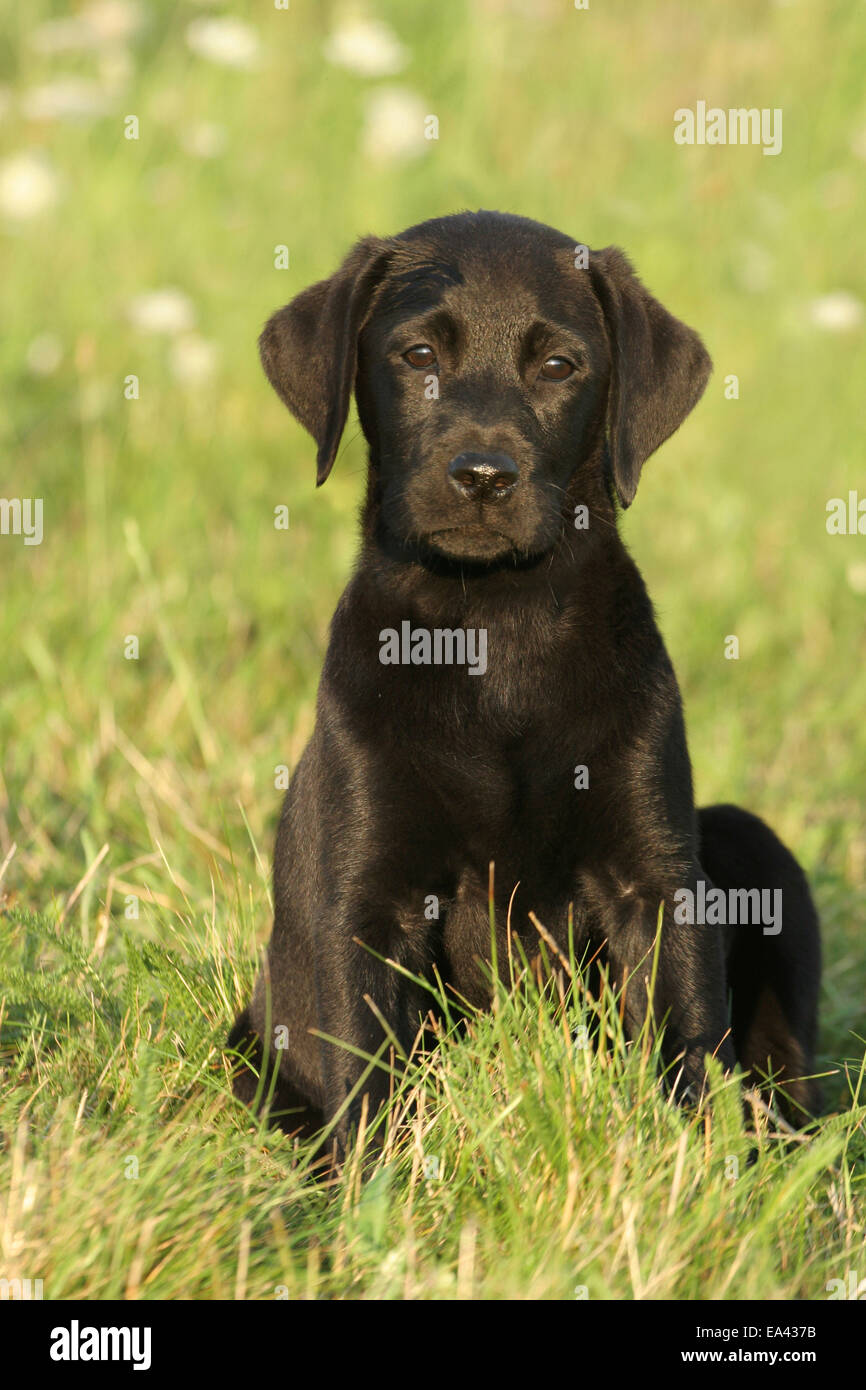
[260,211,711,564]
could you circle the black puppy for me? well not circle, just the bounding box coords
[229,211,820,1149]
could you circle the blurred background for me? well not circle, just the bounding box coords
[1,0,864,1068]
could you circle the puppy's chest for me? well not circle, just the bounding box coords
[393,604,577,724]
[410,711,584,864]
[388,619,591,808]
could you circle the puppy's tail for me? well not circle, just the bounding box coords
[698,803,822,1121]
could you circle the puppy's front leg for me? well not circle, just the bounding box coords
[597,869,736,1095]
[314,906,432,1156]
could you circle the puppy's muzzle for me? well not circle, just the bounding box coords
[447,452,519,503]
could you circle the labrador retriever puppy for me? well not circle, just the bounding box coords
[228,211,820,1151]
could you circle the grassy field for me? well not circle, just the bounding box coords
[1,0,864,1300]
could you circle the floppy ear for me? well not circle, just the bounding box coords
[259,236,393,485]
[589,246,712,508]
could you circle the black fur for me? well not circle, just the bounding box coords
[229,211,821,1151]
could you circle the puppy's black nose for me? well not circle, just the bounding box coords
[447,452,519,501]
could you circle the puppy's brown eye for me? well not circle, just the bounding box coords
[403,344,436,370]
[540,356,574,381]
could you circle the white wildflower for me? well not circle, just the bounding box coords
[363,87,429,164]
[846,562,866,595]
[22,79,114,122]
[127,288,196,335]
[324,17,408,77]
[0,152,61,220]
[26,334,64,376]
[807,292,863,333]
[170,334,218,384]
[30,1,144,53]
[186,17,259,69]
[82,1,145,45]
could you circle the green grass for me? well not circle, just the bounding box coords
[1,0,865,1299]
[3,901,864,1299]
